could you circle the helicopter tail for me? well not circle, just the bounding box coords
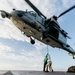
[62,44,75,59]
[68,53,75,59]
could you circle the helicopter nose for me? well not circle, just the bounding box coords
[17,13,23,17]
[10,10,24,18]
[0,10,11,18]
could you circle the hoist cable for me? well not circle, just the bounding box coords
[47,44,49,54]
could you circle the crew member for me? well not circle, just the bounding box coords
[45,53,53,72]
[43,54,48,72]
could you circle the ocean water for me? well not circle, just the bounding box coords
[0,70,7,75]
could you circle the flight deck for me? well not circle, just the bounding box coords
[0,71,75,75]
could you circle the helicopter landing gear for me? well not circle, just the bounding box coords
[30,37,35,44]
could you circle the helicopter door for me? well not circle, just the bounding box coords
[49,26,59,39]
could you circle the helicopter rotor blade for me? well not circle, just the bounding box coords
[24,0,46,19]
[58,5,75,18]
[67,35,71,39]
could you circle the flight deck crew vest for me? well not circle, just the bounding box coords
[44,57,48,63]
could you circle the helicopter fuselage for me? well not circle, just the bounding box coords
[9,10,68,49]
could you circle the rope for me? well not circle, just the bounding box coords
[47,44,49,54]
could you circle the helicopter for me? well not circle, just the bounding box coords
[0,0,75,59]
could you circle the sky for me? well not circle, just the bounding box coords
[0,0,75,71]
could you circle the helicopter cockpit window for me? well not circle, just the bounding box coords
[29,11,36,17]
[17,11,24,17]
